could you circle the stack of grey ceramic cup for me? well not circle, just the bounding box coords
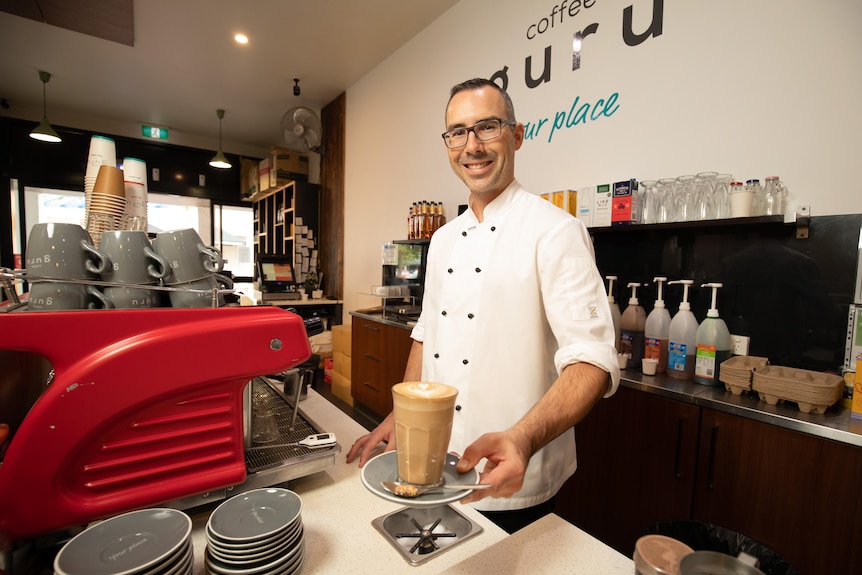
[23,224,232,310]
[24,223,112,311]
[151,228,233,308]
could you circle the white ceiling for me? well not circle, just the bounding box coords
[0,0,458,152]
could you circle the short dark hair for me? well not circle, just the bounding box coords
[448,78,516,121]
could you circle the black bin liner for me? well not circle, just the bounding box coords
[643,520,800,575]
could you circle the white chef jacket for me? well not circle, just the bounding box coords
[411,179,620,511]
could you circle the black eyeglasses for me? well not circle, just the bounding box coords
[441,118,516,149]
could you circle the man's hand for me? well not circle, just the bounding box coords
[454,427,532,504]
[345,413,395,467]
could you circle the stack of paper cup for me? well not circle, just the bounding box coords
[121,157,148,232]
[86,165,125,247]
[84,135,117,218]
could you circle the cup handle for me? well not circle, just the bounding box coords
[212,273,234,290]
[82,241,110,275]
[86,286,114,309]
[143,246,170,280]
[199,245,224,273]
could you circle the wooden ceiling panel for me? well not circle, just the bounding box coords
[0,0,133,46]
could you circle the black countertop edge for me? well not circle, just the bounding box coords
[349,311,862,449]
[619,370,862,449]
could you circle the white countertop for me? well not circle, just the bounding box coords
[189,389,634,574]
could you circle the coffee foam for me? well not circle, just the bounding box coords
[393,381,458,401]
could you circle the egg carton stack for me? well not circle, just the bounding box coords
[719,356,769,395]
[751,365,845,414]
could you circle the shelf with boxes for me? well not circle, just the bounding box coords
[250,180,320,286]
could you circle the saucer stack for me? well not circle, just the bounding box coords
[718,356,769,395]
[53,508,193,575]
[752,364,845,414]
[205,488,305,575]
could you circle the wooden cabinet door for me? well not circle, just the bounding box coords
[693,409,862,575]
[556,386,700,556]
[351,317,413,417]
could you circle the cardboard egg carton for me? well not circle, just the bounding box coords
[719,356,769,395]
[751,365,844,414]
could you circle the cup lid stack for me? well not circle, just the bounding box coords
[752,365,845,414]
[719,356,769,395]
[53,508,193,575]
[205,488,305,575]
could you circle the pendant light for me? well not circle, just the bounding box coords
[209,109,232,169]
[30,71,62,143]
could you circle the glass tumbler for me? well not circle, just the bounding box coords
[656,178,677,223]
[639,180,658,224]
[714,174,733,219]
[674,175,696,222]
[693,172,718,221]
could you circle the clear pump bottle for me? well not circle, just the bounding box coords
[644,277,671,373]
[606,275,621,351]
[667,280,698,380]
[620,282,646,369]
[694,282,733,386]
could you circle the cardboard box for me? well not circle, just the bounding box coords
[577,186,594,227]
[333,350,351,379]
[611,179,639,225]
[593,184,613,227]
[332,324,352,356]
[331,371,353,406]
[258,157,272,192]
[269,146,309,187]
[240,158,259,200]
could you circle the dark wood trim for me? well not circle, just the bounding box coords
[320,93,345,300]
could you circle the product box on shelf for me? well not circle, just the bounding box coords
[852,357,862,419]
[258,157,272,192]
[241,158,259,200]
[549,190,578,217]
[593,184,613,227]
[577,186,594,227]
[611,178,639,225]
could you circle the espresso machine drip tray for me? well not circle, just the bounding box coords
[244,377,340,474]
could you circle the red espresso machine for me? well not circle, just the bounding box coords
[0,306,324,543]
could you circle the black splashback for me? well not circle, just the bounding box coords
[591,215,861,372]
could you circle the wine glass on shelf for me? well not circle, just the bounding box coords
[714,173,733,219]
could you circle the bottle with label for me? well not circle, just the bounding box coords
[694,282,733,386]
[667,280,698,380]
[620,282,646,369]
[644,277,671,373]
[605,275,622,351]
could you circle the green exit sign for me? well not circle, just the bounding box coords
[142,125,169,140]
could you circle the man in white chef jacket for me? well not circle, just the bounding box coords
[347,78,620,533]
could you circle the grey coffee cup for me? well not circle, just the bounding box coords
[98,230,168,285]
[25,223,108,279]
[27,281,113,311]
[152,228,224,284]
[167,273,233,308]
[103,285,164,309]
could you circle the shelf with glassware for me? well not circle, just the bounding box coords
[251,180,320,280]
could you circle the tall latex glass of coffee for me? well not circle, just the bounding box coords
[391,382,458,486]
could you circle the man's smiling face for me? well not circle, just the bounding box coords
[444,86,524,202]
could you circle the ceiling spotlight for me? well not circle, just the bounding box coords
[30,71,61,143]
[234,33,248,44]
[293,79,301,97]
[209,109,232,169]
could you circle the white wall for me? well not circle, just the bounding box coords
[343,0,862,318]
